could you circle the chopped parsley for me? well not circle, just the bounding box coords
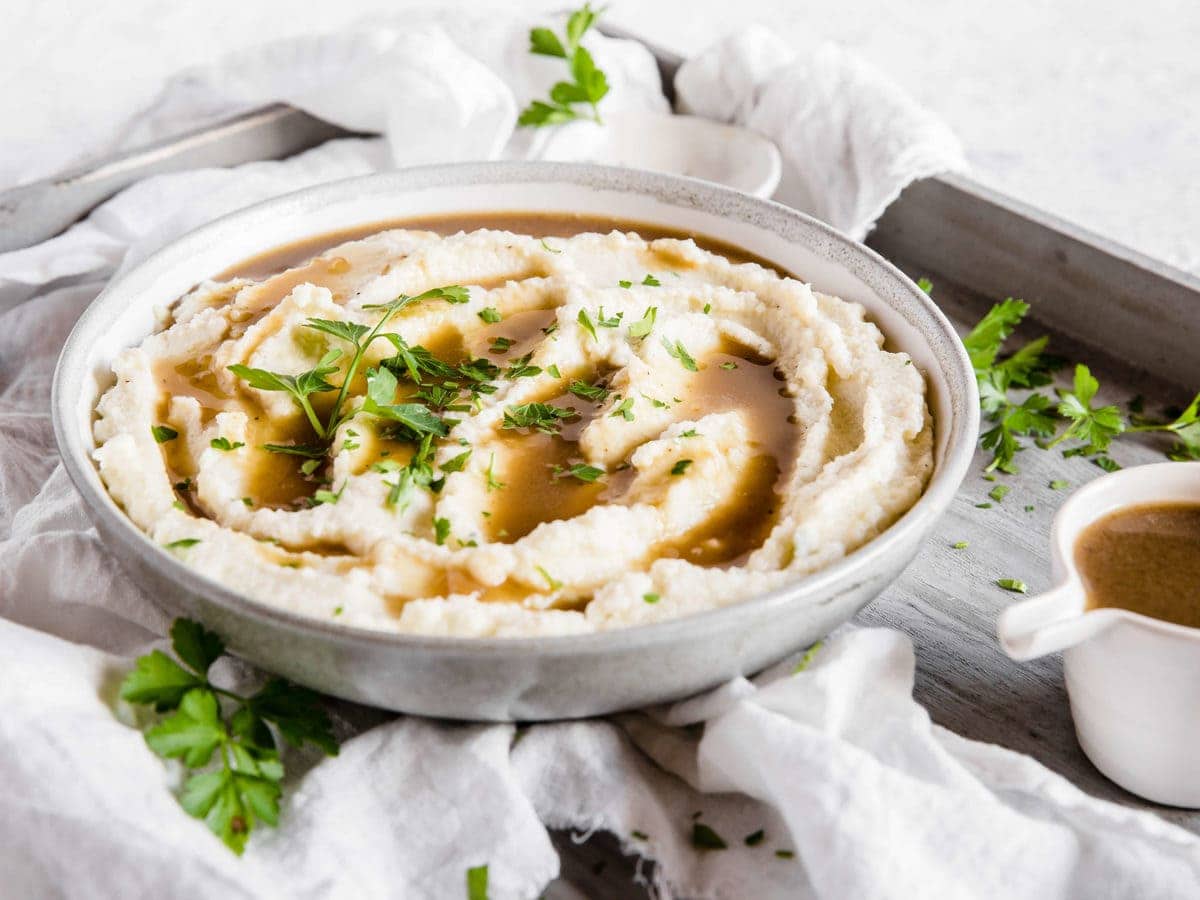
[466,864,489,900]
[952,540,969,550]
[577,309,598,341]
[691,823,727,850]
[504,353,542,379]
[988,484,1010,503]
[536,566,563,591]
[546,364,562,379]
[618,280,633,289]
[997,578,1028,593]
[642,273,661,287]
[569,379,609,402]
[503,402,578,434]
[916,277,934,294]
[554,463,604,483]
[596,307,623,328]
[642,593,660,604]
[433,517,451,546]
[627,306,657,339]
[152,425,178,443]
[164,538,201,550]
[670,459,693,476]
[311,482,346,506]
[745,829,765,846]
[610,397,635,422]
[441,449,473,473]
[485,453,506,492]
[539,238,562,254]
[792,640,823,673]
[661,337,698,372]
[477,307,502,324]
[488,336,514,354]
[720,361,738,371]
[262,443,328,459]
[679,428,699,438]
[631,830,649,840]
[210,437,244,451]
[1049,479,1069,490]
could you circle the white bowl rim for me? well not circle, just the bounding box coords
[52,160,979,656]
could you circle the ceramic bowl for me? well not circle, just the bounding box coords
[535,111,783,198]
[53,162,977,721]
[998,461,1200,806]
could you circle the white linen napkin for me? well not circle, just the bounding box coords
[3,14,1198,899]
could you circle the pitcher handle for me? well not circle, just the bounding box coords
[997,583,1112,660]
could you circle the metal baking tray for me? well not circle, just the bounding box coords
[6,29,1199,896]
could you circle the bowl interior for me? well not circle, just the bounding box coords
[54,162,976,655]
[63,164,963,479]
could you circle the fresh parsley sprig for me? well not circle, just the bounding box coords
[120,619,338,854]
[228,286,464,444]
[519,4,609,127]
[965,297,1200,471]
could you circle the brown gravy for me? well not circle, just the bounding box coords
[164,213,801,572]
[222,212,787,280]
[1076,502,1200,628]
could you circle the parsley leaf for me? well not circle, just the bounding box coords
[478,307,502,324]
[503,402,578,435]
[568,379,609,402]
[611,397,635,422]
[519,4,608,127]
[152,425,179,443]
[554,463,604,483]
[466,864,490,900]
[120,618,337,854]
[670,459,693,476]
[535,566,563,591]
[505,353,542,379]
[441,449,473,473]
[577,308,598,341]
[361,368,447,439]
[627,306,657,339]
[662,337,699,372]
[210,437,245,452]
[1051,364,1125,454]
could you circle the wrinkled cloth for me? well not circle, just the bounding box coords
[4,14,1197,900]
[676,26,966,239]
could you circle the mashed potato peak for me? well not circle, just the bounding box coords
[93,226,932,636]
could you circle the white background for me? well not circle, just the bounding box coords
[3,0,1199,275]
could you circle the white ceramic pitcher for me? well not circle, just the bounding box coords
[997,461,1200,807]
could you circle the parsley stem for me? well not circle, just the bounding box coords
[323,305,405,438]
[325,342,367,438]
[298,396,326,440]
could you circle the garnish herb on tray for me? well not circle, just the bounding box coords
[963,297,1200,473]
[519,4,609,127]
[120,618,338,854]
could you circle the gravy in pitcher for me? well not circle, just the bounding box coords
[1076,501,1200,628]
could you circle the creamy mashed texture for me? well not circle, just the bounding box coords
[93,222,933,637]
